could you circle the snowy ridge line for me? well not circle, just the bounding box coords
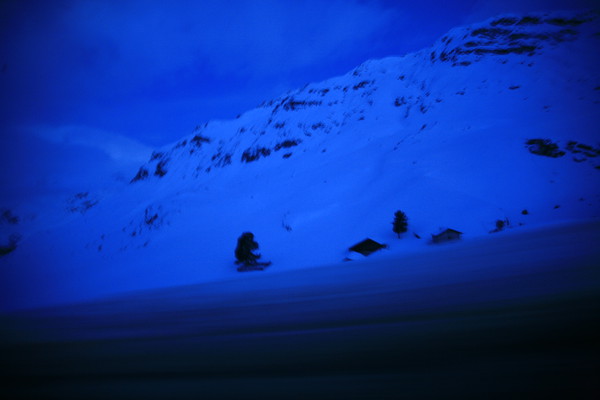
[127,9,600,184]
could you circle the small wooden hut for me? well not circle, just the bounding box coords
[431,228,463,244]
[349,238,387,256]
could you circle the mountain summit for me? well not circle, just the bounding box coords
[2,10,599,310]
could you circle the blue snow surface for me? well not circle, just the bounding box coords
[1,9,600,312]
[5,219,598,337]
[1,219,598,399]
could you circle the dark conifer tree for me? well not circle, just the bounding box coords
[392,210,408,238]
[495,219,505,231]
[235,232,260,265]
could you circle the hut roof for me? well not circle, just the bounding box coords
[431,228,463,242]
[433,228,463,237]
[349,238,387,256]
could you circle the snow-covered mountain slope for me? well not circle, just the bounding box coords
[2,10,600,310]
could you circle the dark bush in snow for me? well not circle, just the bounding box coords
[0,234,20,256]
[566,142,599,156]
[131,167,149,183]
[191,135,211,147]
[150,151,164,161]
[220,154,232,166]
[490,218,510,233]
[392,210,408,237]
[470,27,511,39]
[394,97,407,107]
[67,192,98,214]
[576,143,593,151]
[282,98,322,111]
[353,80,372,90]
[490,17,518,26]
[517,16,542,25]
[241,147,271,163]
[456,45,537,56]
[1,209,19,225]
[212,152,232,167]
[526,139,565,158]
[545,17,586,26]
[144,209,158,226]
[274,140,300,151]
[155,160,168,177]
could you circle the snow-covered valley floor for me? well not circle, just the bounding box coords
[2,220,599,398]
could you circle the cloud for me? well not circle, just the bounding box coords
[31,125,153,164]
[63,0,397,80]
[4,1,399,120]
[1,0,398,137]
[0,125,152,203]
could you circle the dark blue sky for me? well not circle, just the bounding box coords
[0,0,596,200]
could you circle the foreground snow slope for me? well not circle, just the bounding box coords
[6,219,599,336]
[1,10,599,310]
[2,220,599,398]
